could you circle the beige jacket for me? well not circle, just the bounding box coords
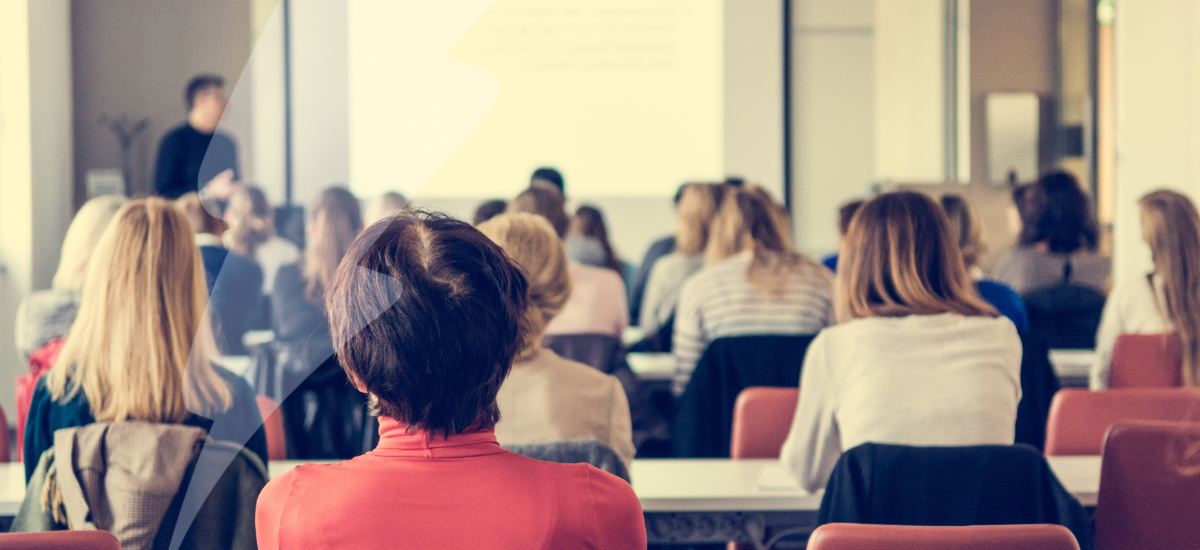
[495,348,636,466]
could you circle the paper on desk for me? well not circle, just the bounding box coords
[756,462,805,491]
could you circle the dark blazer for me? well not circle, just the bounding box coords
[627,236,675,324]
[1015,332,1060,451]
[199,245,264,355]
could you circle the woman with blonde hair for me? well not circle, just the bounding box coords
[224,185,300,294]
[1092,190,1200,388]
[639,183,727,334]
[23,198,268,480]
[780,191,1022,492]
[940,194,1030,332]
[477,213,635,466]
[672,186,835,393]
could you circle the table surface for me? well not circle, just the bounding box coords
[626,352,675,381]
[0,456,1100,517]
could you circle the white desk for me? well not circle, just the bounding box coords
[627,352,675,382]
[1049,349,1096,385]
[622,326,649,347]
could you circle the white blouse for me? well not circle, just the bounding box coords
[1090,274,1170,389]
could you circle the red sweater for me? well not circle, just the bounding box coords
[256,417,647,549]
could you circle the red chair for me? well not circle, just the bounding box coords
[730,387,798,459]
[1044,388,1200,455]
[1094,421,1200,550]
[807,523,1080,550]
[1109,333,1182,387]
[0,531,122,549]
[256,395,287,461]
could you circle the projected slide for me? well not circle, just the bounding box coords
[348,0,723,199]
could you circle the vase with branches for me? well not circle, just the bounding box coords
[100,114,150,196]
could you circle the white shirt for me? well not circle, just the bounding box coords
[255,236,301,294]
[638,251,705,333]
[1090,274,1170,389]
[780,313,1022,492]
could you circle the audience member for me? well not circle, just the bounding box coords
[565,205,624,275]
[780,191,1022,492]
[363,191,408,227]
[473,199,508,225]
[224,185,300,295]
[991,172,1110,294]
[673,186,835,394]
[507,185,570,236]
[23,198,267,481]
[821,199,864,272]
[154,74,239,200]
[1092,190,1200,388]
[531,166,565,195]
[941,194,1030,332]
[478,213,636,466]
[256,211,646,550]
[627,184,688,323]
[639,183,726,334]
[178,192,264,355]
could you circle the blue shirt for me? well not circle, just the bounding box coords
[822,254,839,272]
[977,279,1030,332]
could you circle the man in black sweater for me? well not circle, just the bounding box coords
[154,74,239,200]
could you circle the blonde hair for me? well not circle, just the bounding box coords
[705,185,823,296]
[363,192,409,227]
[675,183,726,255]
[52,195,127,291]
[940,194,987,270]
[838,191,997,321]
[304,187,363,305]
[45,199,233,421]
[1139,190,1200,386]
[476,213,572,358]
[176,192,224,235]
[225,186,275,257]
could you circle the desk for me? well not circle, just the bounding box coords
[627,352,675,381]
[1049,349,1096,387]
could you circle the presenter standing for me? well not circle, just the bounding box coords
[154,74,239,200]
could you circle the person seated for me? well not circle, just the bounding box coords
[478,213,636,466]
[565,205,625,277]
[24,198,268,481]
[780,191,1022,493]
[363,191,408,227]
[531,166,566,195]
[673,186,835,394]
[640,182,727,335]
[256,211,646,550]
[628,184,688,324]
[473,198,507,225]
[1092,190,1200,388]
[177,192,264,355]
[223,185,300,296]
[821,199,864,272]
[940,194,1030,332]
[991,172,1110,294]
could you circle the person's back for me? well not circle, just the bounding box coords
[992,247,1110,294]
[546,262,629,337]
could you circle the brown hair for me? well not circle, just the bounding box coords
[705,185,823,296]
[1019,171,1100,253]
[507,185,569,238]
[477,213,572,358]
[675,183,727,255]
[176,192,225,236]
[568,205,622,273]
[837,200,865,236]
[303,187,363,305]
[1140,190,1200,386]
[838,191,997,321]
[326,211,530,436]
[940,194,987,270]
[225,186,275,257]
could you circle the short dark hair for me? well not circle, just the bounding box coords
[507,185,570,238]
[531,167,564,194]
[838,200,865,236]
[472,199,507,226]
[326,211,531,436]
[1019,171,1099,253]
[185,74,225,111]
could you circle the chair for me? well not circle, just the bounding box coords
[1044,388,1200,456]
[1094,421,1200,550]
[730,387,798,459]
[0,531,122,550]
[542,333,624,374]
[1023,263,1106,349]
[256,395,287,461]
[808,523,1080,550]
[502,439,630,483]
[1109,333,1183,388]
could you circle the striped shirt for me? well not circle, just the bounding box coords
[673,251,835,393]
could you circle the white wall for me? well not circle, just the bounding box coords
[724,0,784,199]
[874,0,945,183]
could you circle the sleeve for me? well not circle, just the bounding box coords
[587,467,647,550]
[605,377,636,467]
[255,471,296,550]
[1090,281,1127,390]
[638,259,669,332]
[671,277,706,396]
[23,380,54,483]
[779,333,842,493]
[154,132,182,198]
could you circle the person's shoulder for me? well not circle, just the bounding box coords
[159,123,193,141]
[977,279,1020,301]
[531,350,617,384]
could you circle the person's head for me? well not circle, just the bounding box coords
[1019,172,1099,253]
[52,195,128,291]
[224,185,275,257]
[837,200,865,240]
[46,198,232,422]
[472,199,508,226]
[675,183,727,255]
[185,74,226,130]
[363,192,409,227]
[507,185,570,238]
[939,194,987,270]
[304,187,363,305]
[1139,190,1200,386]
[531,167,564,195]
[326,211,530,436]
[176,192,227,237]
[838,191,997,321]
[706,185,812,295]
[477,213,572,357]
[567,205,621,273]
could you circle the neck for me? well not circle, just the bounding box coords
[188,113,217,134]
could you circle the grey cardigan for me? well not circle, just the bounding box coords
[15,289,79,360]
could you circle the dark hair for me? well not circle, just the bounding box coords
[1018,171,1099,253]
[326,211,531,437]
[473,199,508,226]
[507,185,569,237]
[185,74,225,111]
[838,200,866,236]
[531,167,564,194]
[568,205,622,274]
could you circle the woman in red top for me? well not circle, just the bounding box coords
[256,211,646,550]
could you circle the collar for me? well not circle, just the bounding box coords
[194,233,223,248]
[369,416,505,459]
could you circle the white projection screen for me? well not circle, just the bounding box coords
[347,0,724,200]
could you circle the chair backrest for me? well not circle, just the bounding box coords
[730,387,798,459]
[1044,388,1200,455]
[1024,283,1106,349]
[256,395,287,461]
[0,531,122,550]
[1094,421,1200,550]
[1109,333,1183,388]
[808,523,1080,550]
[542,333,624,374]
[502,438,630,482]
